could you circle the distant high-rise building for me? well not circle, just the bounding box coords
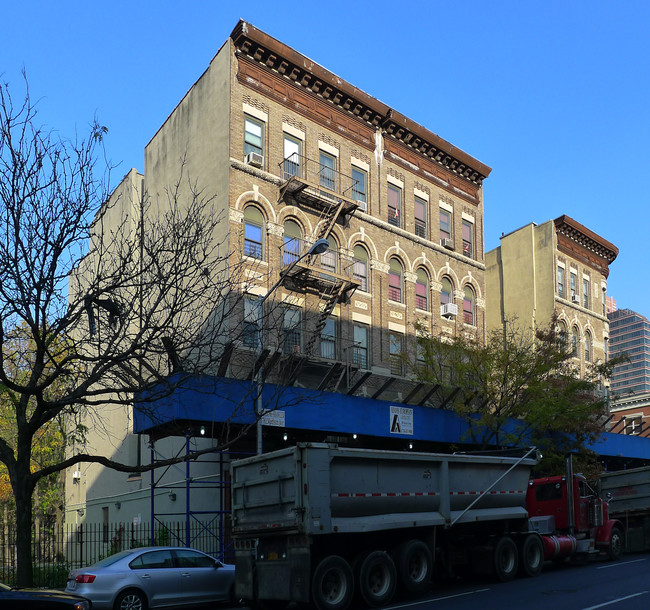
[606,296,617,314]
[608,308,650,397]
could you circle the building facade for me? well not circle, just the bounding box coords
[485,216,618,377]
[607,309,650,437]
[66,21,492,535]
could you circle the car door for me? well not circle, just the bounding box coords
[129,549,180,607]
[172,549,225,603]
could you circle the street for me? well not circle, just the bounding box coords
[228,553,650,610]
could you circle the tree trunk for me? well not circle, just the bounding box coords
[13,466,35,587]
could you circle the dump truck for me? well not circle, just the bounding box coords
[232,443,622,610]
[599,465,650,552]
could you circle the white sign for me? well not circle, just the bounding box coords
[261,410,286,427]
[390,406,413,435]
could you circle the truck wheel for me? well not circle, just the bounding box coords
[393,539,432,593]
[608,526,624,561]
[311,555,354,610]
[519,535,544,577]
[356,550,397,607]
[493,536,518,582]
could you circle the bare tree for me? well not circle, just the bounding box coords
[0,75,280,585]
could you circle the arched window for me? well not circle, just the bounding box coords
[283,219,302,266]
[416,268,429,311]
[320,235,338,275]
[388,258,403,303]
[463,285,475,325]
[353,245,369,292]
[244,206,264,260]
[441,277,453,305]
[585,330,592,363]
[571,326,579,358]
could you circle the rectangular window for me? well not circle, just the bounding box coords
[283,135,302,179]
[583,279,590,309]
[244,116,264,158]
[414,196,427,239]
[440,209,452,242]
[351,167,368,211]
[570,272,577,300]
[416,280,428,310]
[321,317,337,360]
[602,289,607,316]
[353,325,368,369]
[282,308,302,355]
[243,297,260,349]
[319,151,337,192]
[389,333,404,376]
[625,416,643,435]
[387,184,401,228]
[557,267,565,298]
[462,220,474,258]
[244,221,263,259]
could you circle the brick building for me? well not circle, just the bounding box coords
[66,21,492,533]
[485,216,618,378]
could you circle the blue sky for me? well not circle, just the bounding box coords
[2,1,648,313]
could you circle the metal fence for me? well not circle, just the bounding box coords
[0,520,232,588]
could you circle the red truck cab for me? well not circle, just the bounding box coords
[527,472,623,561]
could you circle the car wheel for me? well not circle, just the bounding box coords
[114,589,148,610]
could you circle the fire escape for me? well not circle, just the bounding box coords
[273,153,362,385]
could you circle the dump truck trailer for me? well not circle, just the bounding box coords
[233,444,621,610]
[599,465,650,552]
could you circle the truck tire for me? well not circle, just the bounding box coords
[393,539,432,593]
[493,536,518,582]
[356,550,397,608]
[311,555,354,610]
[519,534,544,577]
[607,526,624,561]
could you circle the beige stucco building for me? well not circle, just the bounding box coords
[66,20,493,537]
[485,216,618,376]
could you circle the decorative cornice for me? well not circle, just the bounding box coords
[230,20,491,188]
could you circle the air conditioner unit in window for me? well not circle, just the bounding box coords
[571,295,580,303]
[72,470,81,483]
[440,303,458,318]
[441,238,454,250]
[245,152,264,168]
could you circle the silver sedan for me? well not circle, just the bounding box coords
[66,546,236,610]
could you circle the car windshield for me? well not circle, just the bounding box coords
[91,550,135,567]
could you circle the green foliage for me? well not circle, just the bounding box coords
[413,316,625,464]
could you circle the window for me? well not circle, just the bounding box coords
[462,220,474,258]
[389,333,404,375]
[282,307,302,355]
[440,209,452,242]
[463,286,475,325]
[558,321,569,347]
[602,288,607,316]
[243,297,260,349]
[130,550,174,570]
[321,317,337,360]
[352,167,368,211]
[583,278,590,309]
[283,134,302,178]
[571,326,579,357]
[416,268,429,311]
[320,238,337,276]
[414,196,427,238]
[319,151,337,191]
[625,416,643,435]
[388,258,403,303]
[174,549,215,569]
[244,116,264,158]
[353,245,369,292]
[441,277,453,305]
[570,272,577,300]
[353,324,368,369]
[387,184,401,227]
[244,206,264,259]
[585,330,592,363]
[283,219,302,266]
[557,266,565,298]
